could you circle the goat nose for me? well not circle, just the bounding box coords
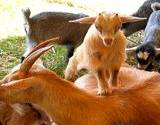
[104,38,113,46]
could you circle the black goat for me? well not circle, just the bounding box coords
[22,8,90,62]
[126,2,160,71]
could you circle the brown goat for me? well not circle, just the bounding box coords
[0,102,52,125]
[0,37,160,125]
[0,37,59,125]
[65,11,146,95]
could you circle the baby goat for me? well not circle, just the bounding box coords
[22,8,90,62]
[0,37,160,125]
[126,2,160,71]
[65,11,146,95]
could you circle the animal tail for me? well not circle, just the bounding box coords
[151,2,160,11]
[21,8,31,34]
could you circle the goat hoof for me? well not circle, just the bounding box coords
[64,69,76,81]
[97,89,107,96]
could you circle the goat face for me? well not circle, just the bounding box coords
[95,12,122,46]
[69,11,146,47]
[136,43,156,70]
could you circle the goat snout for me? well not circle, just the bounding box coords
[103,38,113,46]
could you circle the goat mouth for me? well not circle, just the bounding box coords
[137,63,149,69]
[103,40,113,47]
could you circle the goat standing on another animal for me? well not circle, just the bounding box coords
[126,2,160,71]
[1,37,160,125]
[65,11,146,95]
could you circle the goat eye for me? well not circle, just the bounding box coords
[95,24,102,33]
[115,25,121,33]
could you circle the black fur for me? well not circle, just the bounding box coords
[136,42,156,67]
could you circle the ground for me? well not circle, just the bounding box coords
[0,0,145,79]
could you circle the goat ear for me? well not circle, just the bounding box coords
[120,16,147,23]
[69,17,96,24]
[125,46,138,53]
[0,77,39,102]
[20,45,53,74]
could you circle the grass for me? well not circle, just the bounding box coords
[0,36,67,79]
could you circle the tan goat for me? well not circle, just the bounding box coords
[65,11,146,95]
[0,37,160,125]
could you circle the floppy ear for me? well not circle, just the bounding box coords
[69,17,96,24]
[120,15,147,23]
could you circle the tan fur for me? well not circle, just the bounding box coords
[65,12,145,95]
[0,43,160,125]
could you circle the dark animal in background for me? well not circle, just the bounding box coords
[126,2,160,72]
[122,0,160,36]
[22,8,90,62]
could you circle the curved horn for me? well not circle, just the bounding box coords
[155,48,160,54]
[20,45,53,73]
[69,17,96,24]
[26,36,59,58]
[125,46,138,53]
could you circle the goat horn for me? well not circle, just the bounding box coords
[26,36,59,58]
[20,45,54,73]
[125,46,138,53]
[155,48,160,54]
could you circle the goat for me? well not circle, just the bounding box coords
[0,37,160,125]
[22,8,90,62]
[0,102,52,125]
[0,37,59,125]
[122,0,160,36]
[126,2,160,72]
[65,11,146,95]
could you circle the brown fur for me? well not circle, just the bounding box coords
[0,42,160,125]
[65,12,146,95]
[0,101,52,125]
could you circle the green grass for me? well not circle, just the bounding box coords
[0,36,67,79]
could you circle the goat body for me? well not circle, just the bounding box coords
[0,40,160,125]
[65,12,145,95]
[22,8,90,61]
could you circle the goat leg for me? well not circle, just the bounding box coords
[95,69,107,95]
[108,69,119,88]
[65,56,78,81]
